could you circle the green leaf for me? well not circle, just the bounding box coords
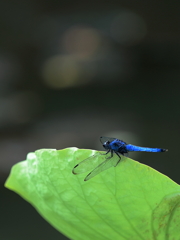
[5,148,180,240]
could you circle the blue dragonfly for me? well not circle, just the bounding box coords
[72,136,168,181]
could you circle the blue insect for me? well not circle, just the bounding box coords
[72,136,168,181]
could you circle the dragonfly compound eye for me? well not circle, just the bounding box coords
[103,141,110,149]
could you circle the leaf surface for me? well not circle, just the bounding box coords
[5,148,180,240]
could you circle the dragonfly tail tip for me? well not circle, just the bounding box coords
[162,149,168,152]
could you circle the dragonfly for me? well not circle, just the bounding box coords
[72,136,168,181]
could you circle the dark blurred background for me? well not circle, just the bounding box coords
[1,0,180,239]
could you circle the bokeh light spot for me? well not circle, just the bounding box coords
[41,55,82,89]
[111,10,147,45]
[62,26,101,57]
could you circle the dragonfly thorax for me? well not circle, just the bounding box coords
[103,139,128,154]
[109,139,128,154]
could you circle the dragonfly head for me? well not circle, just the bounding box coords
[103,141,110,150]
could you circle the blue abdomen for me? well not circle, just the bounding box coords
[126,144,167,152]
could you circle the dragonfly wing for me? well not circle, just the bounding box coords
[100,136,116,144]
[72,151,105,175]
[84,155,121,181]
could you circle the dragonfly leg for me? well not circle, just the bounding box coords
[114,159,121,167]
[113,152,122,167]
[115,152,122,159]
[106,150,113,159]
[101,149,110,155]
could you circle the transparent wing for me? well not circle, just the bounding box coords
[100,136,116,144]
[72,151,106,175]
[84,156,121,181]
